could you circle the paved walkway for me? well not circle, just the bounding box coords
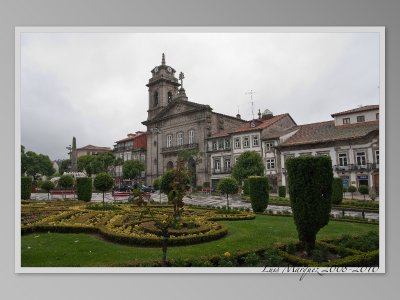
[30,192,379,221]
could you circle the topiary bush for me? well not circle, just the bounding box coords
[248,176,269,213]
[332,177,344,205]
[21,177,32,200]
[217,177,239,209]
[358,185,369,200]
[41,180,55,200]
[286,156,333,254]
[348,185,357,199]
[58,175,74,189]
[243,179,249,196]
[93,172,114,204]
[76,177,93,202]
[278,186,286,198]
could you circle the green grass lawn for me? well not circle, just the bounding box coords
[21,215,378,267]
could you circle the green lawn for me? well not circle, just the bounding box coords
[21,215,378,267]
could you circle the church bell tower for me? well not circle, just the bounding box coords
[146,53,180,120]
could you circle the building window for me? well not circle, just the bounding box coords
[375,150,379,165]
[317,152,330,157]
[225,138,231,149]
[243,136,250,148]
[166,134,172,148]
[338,153,348,166]
[212,141,217,150]
[234,138,241,149]
[266,159,275,170]
[224,158,231,171]
[343,118,350,124]
[357,115,365,122]
[265,142,273,151]
[218,139,225,149]
[188,129,194,144]
[168,91,173,103]
[299,152,312,156]
[234,156,239,164]
[356,151,366,166]
[252,135,259,147]
[214,159,221,171]
[154,91,159,106]
[177,132,183,146]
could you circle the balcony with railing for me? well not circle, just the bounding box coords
[212,167,232,175]
[334,163,378,172]
[161,143,199,154]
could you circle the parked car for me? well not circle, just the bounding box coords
[113,185,132,193]
[140,185,155,193]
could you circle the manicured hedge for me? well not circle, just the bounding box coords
[76,177,92,202]
[243,179,249,196]
[21,177,32,200]
[332,177,344,205]
[278,186,286,198]
[248,176,269,213]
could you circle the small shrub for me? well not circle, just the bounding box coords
[76,177,92,202]
[332,177,344,205]
[278,186,286,198]
[93,172,114,204]
[348,185,357,199]
[41,180,55,200]
[248,176,269,213]
[358,185,369,200]
[21,177,32,200]
[58,175,74,189]
[244,253,260,267]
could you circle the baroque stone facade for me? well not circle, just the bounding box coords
[142,54,247,186]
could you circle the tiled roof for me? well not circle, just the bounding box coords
[264,127,299,139]
[331,105,379,117]
[210,114,290,138]
[279,120,379,147]
[77,145,112,151]
[115,132,146,143]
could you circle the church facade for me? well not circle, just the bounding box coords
[142,54,247,187]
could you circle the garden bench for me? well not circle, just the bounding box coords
[112,191,131,202]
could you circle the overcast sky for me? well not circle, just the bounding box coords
[20,30,380,160]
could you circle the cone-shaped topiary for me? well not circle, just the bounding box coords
[332,177,344,205]
[76,177,93,202]
[248,176,269,212]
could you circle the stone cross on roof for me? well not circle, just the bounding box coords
[179,72,185,88]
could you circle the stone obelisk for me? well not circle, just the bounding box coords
[71,137,78,172]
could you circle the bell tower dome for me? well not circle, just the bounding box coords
[146,53,180,120]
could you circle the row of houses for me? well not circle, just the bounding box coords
[76,55,380,193]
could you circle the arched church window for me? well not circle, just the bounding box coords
[168,91,173,103]
[154,91,159,106]
[167,161,174,170]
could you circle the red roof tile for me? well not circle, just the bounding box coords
[331,105,379,117]
[279,120,379,147]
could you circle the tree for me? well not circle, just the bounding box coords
[177,149,203,187]
[59,159,71,175]
[41,180,55,200]
[122,160,145,180]
[76,177,93,202]
[348,185,357,199]
[58,175,74,199]
[93,172,114,204]
[217,177,239,208]
[286,156,333,255]
[248,176,269,212]
[358,185,369,200]
[78,155,97,176]
[153,177,161,190]
[22,147,55,177]
[232,151,264,184]
[331,177,344,205]
[21,177,32,200]
[96,152,115,173]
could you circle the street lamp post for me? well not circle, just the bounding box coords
[151,127,161,203]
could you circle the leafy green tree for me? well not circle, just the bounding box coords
[232,151,264,184]
[96,152,115,173]
[76,177,93,202]
[59,159,71,175]
[58,175,74,189]
[348,185,357,199]
[358,185,369,200]
[153,177,161,190]
[122,160,145,180]
[41,180,55,200]
[21,177,32,200]
[217,177,239,208]
[22,148,55,177]
[78,155,96,176]
[286,156,333,255]
[93,172,114,204]
[177,149,203,187]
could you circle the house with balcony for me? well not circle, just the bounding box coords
[113,131,147,180]
[277,105,379,192]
